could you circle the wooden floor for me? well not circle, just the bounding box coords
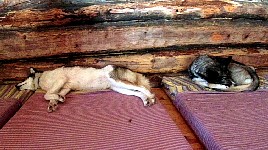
[152,88,205,150]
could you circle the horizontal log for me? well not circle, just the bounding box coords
[1,48,267,82]
[1,20,267,61]
[0,0,267,29]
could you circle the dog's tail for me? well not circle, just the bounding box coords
[222,65,259,92]
[109,66,151,90]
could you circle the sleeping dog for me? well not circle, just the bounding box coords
[188,55,259,92]
[16,65,155,112]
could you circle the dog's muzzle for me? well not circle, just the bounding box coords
[15,85,21,90]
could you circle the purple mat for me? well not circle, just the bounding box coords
[0,98,21,129]
[174,91,268,150]
[0,84,34,128]
[0,91,191,150]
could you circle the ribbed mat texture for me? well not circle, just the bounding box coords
[0,91,192,150]
[174,91,268,150]
[0,98,21,128]
[0,84,34,128]
[162,74,268,101]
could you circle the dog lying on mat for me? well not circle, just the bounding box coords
[16,65,155,112]
[188,55,259,92]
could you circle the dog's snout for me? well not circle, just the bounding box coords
[15,85,21,90]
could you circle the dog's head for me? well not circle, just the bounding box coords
[206,56,233,86]
[16,68,41,91]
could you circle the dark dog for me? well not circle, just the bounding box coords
[188,55,259,91]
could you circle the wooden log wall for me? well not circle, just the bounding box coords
[0,0,268,82]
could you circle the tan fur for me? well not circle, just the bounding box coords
[17,65,155,112]
[39,66,113,92]
[109,67,151,90]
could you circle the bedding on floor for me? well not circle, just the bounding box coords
[0,91,192,150]
[0,84,34,128]
[162,74,268,101]
[162,73,268,149]
[175,91,268,150]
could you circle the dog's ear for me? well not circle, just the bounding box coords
[224,56,232,67]
[217,56,232,67]
[226,56,232,63]
[30,67,36,74]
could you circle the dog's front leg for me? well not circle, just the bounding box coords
[44,78,67,112]
[45,92,60,112]
[58,88,71,102]
[48,99,58,113]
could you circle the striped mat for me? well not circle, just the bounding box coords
[0,98,21,128]
[0,84,34,128]
[0,84,34,103]
[174,91,268,150]
[162,74,268,101]
[162,72,268,149]
[0,91,192,150]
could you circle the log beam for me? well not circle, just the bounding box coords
[1,48,267,82]
[1,20,267,61]
[0,0,267,29]
[1,0,268,83]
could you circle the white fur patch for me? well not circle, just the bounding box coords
[192,77,209,87]
[209,84,229,90]
[192,77,229,90]
[16,77,36,90]
[244,79,253,84]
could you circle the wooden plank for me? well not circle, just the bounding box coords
[153,88,205,150]
[1,48,267,82]
[1,20,267,60]
[0,0,267,29]
[74,48,268,72]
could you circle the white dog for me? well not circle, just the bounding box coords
[16,65,155,112]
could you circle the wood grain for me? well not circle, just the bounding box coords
[0,0,267,29]
[1,20,267,61]
[153,88,205,150]
[1,48,267,82]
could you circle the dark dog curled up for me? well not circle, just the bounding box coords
[188,55,259,91]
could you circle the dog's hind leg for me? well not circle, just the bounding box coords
[109,79,155,105]
[111,79,154,99]
[108,67,155,105]
[111,86,153,106]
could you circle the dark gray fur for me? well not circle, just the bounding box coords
[188,55,259,91]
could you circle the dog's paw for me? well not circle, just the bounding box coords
[58,95,65,103]
[143,97,156,107]
[48,99,58,113]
